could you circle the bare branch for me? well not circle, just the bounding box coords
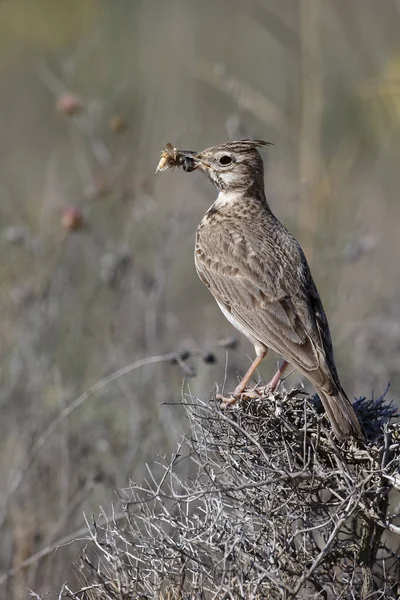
[53,388,399,599]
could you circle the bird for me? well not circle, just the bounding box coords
[163,139,364,442]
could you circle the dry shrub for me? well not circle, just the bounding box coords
[60,389,399,599]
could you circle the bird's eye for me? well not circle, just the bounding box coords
[219,155,232,166]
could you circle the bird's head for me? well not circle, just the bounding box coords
[187,139,272,193]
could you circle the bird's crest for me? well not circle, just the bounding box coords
[202,139,273,155]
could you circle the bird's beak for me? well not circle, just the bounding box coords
[191,154,211,171]
[177,150,211,172]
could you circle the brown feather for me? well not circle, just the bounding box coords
[192,140,364,441]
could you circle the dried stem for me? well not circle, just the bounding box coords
[56,387,399,599]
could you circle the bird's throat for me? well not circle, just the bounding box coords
[209,189,270,216]
[213,191,242,209]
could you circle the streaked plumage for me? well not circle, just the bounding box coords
[172,139,363,441]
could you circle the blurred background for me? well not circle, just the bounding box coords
[0,0,400,597]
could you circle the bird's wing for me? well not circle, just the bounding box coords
[195,224,333,385]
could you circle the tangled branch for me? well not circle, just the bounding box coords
[63,388,399,599]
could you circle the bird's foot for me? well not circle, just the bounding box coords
[249,383,275,398]
[216,393,239,408]
[217,380,280,408]
[216,386,266,408]
[251,370,285,397]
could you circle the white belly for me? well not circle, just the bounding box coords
[216,300,266,356]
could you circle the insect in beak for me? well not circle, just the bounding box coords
[155,143,178,173]
[155,144,198,173]
[155,144,210,174]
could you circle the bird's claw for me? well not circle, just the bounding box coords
[216,385,272,408]
[216,393,239,408]
[250,384,274,397]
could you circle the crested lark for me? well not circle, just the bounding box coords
[158,139,363,442]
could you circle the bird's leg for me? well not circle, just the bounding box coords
[254,359,288,396]
[234,352,267,395]
[217,349,267,406]
[218,357,289,407]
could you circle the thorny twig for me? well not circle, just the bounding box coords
[58,388,399,599]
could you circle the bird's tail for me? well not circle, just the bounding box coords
[318,387,364,442]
